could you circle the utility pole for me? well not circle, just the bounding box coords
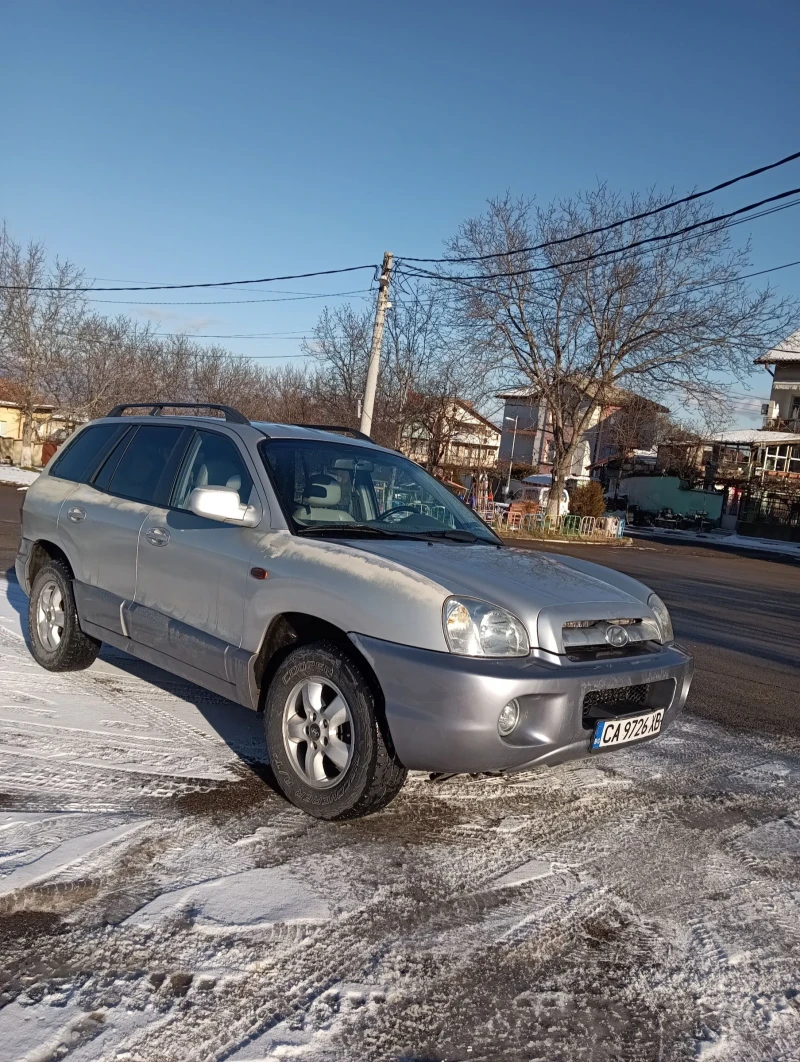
[504,415,519,498]
[360,252,393,437]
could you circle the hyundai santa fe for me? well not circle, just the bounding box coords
[16,403,694,820]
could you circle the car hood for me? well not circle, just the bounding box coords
[346,539,654,647]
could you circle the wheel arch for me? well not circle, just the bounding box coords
[253,612,385,715]
[27,540,74,586]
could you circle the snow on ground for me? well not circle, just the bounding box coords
[630,526,800,557]
[0,467,39,487]
[1,573,799,1060]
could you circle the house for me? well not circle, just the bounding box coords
[0,378,73,467]
[496,384,668,481]
[400,398,501,473]
[737,429,800,541]
[651,427,800,536]
[757,329,800,431]
[590,448,658,497]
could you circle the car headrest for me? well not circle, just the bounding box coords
[305,474,341,508]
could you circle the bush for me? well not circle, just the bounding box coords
[569,480,606,518]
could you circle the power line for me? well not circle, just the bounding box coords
[0,263,378,294]
[155,332,312,339]
[396,187,800,284]
[393,257,800,316]
[6,164,798,298]
[396,197,800,293]
[400,148,800,264]
[224,352,316,361]
[85,288,374,306]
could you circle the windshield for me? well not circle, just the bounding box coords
[260,438,500,544]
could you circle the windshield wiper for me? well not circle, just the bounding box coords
[296,523,421,539]
[415,529,481,543]
[296,524,496,544]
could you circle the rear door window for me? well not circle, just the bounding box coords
[50,424,127,483]
[91,427,136,492]
[106,425,185,505]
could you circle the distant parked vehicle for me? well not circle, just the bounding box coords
[497,475,570,518]
[17,403,693,820]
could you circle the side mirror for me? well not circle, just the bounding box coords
[188,486,259,527]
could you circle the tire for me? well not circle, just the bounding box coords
[28,559,101,672]
[264,641,407,821]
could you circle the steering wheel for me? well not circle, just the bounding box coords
[376,506,418,522]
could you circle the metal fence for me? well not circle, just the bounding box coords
[479,508,626,539]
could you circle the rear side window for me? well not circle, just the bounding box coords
[50,424,126,484]
[106,425,184,504]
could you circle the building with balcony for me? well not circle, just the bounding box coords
[757,329,800,431]
[496,384,668,481]
[400,398,501,474]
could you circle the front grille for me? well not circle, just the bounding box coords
[582,683,649,728]
[561,617,660,654]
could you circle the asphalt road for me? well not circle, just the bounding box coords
[512,536,800,739]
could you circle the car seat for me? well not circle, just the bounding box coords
[294,474,354,523]
[195,460,243,494]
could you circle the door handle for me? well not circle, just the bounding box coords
[145,526,170,547]
[67,506,86,523]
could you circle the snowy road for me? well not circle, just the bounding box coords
[1,570,799,1061]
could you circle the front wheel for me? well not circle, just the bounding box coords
[28,559,101,671]
[264,641,407,820]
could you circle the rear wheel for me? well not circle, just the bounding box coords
[264,641,407,820]
[28,560,101,671]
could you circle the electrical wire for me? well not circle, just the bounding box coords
[396,197,800,294]
[85,288,374,306]
[6,148,800,296]
[7,167,799,298]
[396,187,800,284]
[0,263,378,294]
[400,148,800,264]
[394,255,800,315]
[217,352,316,361]
[154,332,312,339]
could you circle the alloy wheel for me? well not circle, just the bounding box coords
[281,676,354,789]
[36,579,65,651]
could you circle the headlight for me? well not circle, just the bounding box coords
[647,593,674,644]
[443,597,530,657]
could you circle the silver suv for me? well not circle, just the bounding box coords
[17,403,694,820]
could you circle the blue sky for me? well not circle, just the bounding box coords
[3,0,799,425]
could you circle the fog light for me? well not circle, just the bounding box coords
[498,699,520,736]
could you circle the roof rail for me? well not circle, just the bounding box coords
[106,402,250,425]
[291,423,372,442]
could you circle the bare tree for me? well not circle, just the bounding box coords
[305,279,482,455]
[402,388,465,473]
[438,189,798,517]
[0,231,86,464]
[302,305,372,429]
[607,394,672,456]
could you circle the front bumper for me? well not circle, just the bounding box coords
[350,634,694,774]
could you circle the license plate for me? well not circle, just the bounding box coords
[591,709,664,751]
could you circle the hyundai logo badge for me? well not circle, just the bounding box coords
[605,624,629,647]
